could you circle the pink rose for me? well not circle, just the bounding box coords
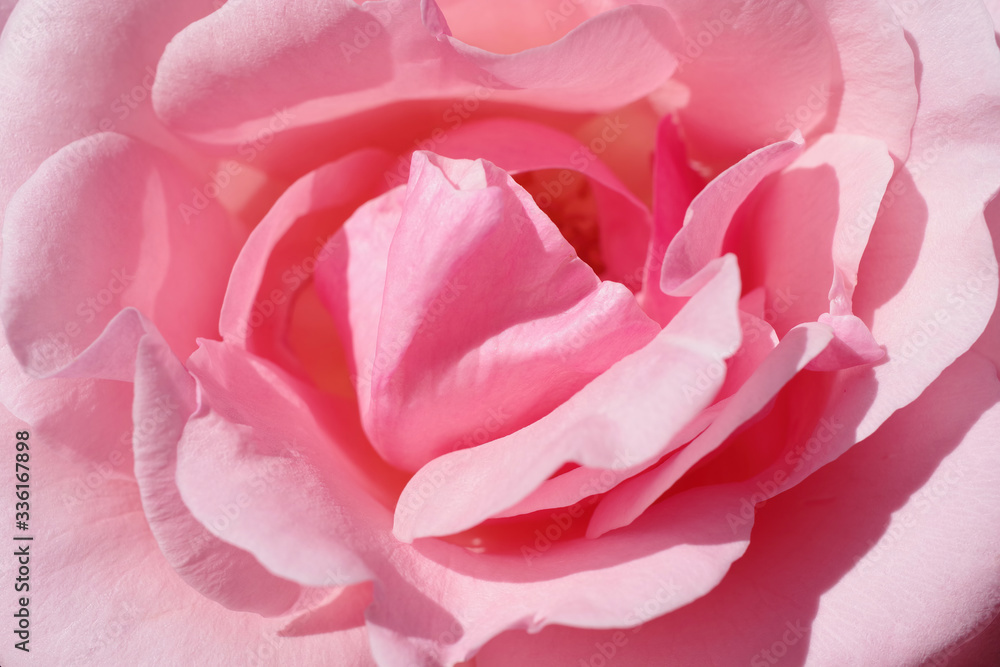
[2,0,999,665]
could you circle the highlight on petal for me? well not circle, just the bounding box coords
[0,0,216,213]
[659,134,803,295]
[587,322,833,538]
[0,133,242,380]
[152,0,679,145]
[735,133,894,370]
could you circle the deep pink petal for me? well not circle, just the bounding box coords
[317,151,658,472]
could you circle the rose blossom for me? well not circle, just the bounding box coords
[2,0,1000,665]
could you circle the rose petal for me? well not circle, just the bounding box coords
[801,0,918,160]
[132,330,304,616]
[0,403,376,666]
[434,117,653,288]
[736,133,894,369]
[475,351,1000,666]
[161,339,755,664]
[153,0,679,145]
[218,148,396,358]
[587,322,833,538]
[393,255,742,541]
[649,0,835,170]
[659,134,803,295]
[317,151,658,472]
[0,133,242,381]
[0,0,215,214]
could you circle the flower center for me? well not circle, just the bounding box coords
[513,169,606,276]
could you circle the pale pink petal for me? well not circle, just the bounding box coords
[795,0,1000,487]
[435,0,592,54]
[132,331,304,616]
[393,255,742,541]
[0,0,215,213]
[152,1,679,155]
[492,402,726,520]
[0,404,376,666]
[476,352,1000,666]
[317,152,658,472]
[0,133,242,381]
[736,133,894,369]
[659,135,803,294]
[176,340,389,588]
[0,0,17,29]
[801,0,918,160]
[155,340,755,664]
[972,195,1000,370]
[647,0,835,170]
[587,322,833,538]
[0,330,135,469]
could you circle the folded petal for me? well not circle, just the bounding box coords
[132,330,304,616]
[0,133,242,380]
[317,151,658,472]
[0,403,376,666]
[155,338,756,664]
[0,0,215,214]
[660,135,803,294]
[587,322,833,538]
[476,351,1000,666]
[394,255,742,541]
[153,0,679,149]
